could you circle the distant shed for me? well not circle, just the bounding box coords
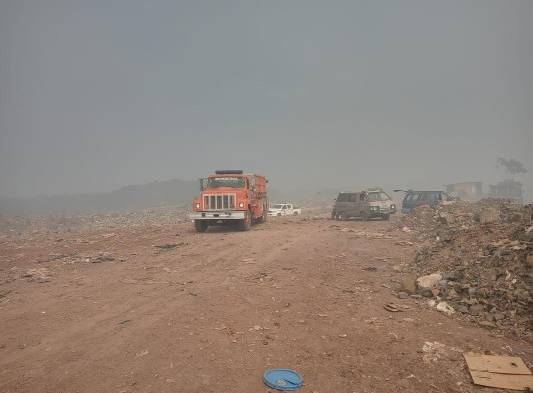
[488,179,523,201]
[446,182,483,201]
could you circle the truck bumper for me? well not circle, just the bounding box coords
[189,211,246,220]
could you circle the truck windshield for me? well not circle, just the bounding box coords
[207,177,245,188]
[271,204,283,209]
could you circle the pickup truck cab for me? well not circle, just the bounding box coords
[268,203,302,217]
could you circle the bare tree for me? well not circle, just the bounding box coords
[496,158,527,176]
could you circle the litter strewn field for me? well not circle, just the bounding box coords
[0,208,532,392]
[399,200,533,339]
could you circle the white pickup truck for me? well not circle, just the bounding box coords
[268,203,302,216]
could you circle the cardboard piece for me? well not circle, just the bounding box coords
[469,371,533,391]
[464,352,533,391]
[464,353,531,374]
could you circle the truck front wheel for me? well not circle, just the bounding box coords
[239,210,252,231]
[194,220,208,233]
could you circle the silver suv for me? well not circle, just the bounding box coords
[331,188,396,220]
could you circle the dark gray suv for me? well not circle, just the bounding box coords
[332,189,396,220]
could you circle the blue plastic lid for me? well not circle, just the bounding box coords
[263,368,304,391]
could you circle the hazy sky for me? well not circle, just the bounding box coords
[1,0,532,198]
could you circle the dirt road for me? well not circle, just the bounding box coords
[1,216,531,392]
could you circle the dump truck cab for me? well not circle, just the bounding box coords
[189,170,268,232]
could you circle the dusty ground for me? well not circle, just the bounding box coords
[0,215,532,393]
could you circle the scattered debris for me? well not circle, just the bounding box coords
[384,303,407,312]
[416,273,442,291]
[364,317,379,324]
[263,368,304,391]
[478,207,500,224]
[153,243,179,250]
[91,254,115,263]
[400,274,417,293]
[345,230,393,240]
[120,278,174,285]
[435,301,455,315]
[422,341,447,363]
[0,289,12,298]
[362,266,377,271]
[22,268,51,282]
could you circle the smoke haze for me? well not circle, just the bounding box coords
[1,1,532,207]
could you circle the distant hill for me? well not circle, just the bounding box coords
[0,179,343,216]
[0,179,199,215]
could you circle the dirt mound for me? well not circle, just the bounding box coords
[401,200,533,339]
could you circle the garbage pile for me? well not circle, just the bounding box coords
[400,199,533,339]
[398,199,528,241]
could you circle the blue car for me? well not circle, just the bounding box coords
[395,190,454,214]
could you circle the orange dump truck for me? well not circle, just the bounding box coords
[189,170,268,232]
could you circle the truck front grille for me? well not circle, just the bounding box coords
[203,194,236,210]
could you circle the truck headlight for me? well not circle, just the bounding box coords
[391,204,396,210]
[239,202,244,208]
[195,203,201,209]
